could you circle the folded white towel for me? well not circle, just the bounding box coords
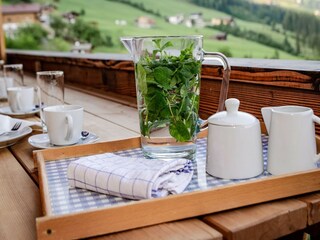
[67,153,193,200]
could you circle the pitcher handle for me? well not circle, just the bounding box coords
[198,51,230,133]
[203,51,231,112]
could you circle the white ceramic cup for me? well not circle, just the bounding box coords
[44,105,84,146]
[7,86,34,112]
[0,77,13,99]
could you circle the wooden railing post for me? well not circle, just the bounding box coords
[0,1,6,61]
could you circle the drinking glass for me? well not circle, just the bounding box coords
[1,64,24,100]
[36,71,64,132]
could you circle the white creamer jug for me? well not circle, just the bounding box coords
[262,106,320,175]
[207,98,263,179]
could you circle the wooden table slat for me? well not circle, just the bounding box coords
[94,219,223,240]
[203,199,308,240]
[298,193,320,226]
[0,148,41,240]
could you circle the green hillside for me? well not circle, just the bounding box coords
[54,0,301,59]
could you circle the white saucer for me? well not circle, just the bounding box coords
[28,131,99,149]
[0,127,33,148]
[0,106,40,118]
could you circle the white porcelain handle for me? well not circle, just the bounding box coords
[313,115,320,163]
[16,92,22,111]
[65,114,73,141]
[313,115,320,125]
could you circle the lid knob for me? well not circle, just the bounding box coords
[225,98,240,114]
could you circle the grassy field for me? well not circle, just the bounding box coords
[55,0,302,59]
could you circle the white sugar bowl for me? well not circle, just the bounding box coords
[206,98,263,179]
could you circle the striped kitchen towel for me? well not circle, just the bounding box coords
[67,153,193,200]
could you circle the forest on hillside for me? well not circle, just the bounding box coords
[190,0,320,56]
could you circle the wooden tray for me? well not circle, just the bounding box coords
[35,133,320,240]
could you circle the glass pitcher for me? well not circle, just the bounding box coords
[121,35,230,160]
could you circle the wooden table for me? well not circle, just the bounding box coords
[1,84,320,240]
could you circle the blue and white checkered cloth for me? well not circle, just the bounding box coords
[67,153,193,200]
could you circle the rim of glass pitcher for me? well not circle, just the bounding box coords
[3,64,23,69]
[36,71,64,77]
[121,35,203,40]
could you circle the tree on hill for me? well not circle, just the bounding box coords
[6,24,48,50]
[50,15,114,48]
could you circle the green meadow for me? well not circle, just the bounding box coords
[56,0,301,59]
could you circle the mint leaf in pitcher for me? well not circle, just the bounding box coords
[154,66,173,90]
[136,39,201,142]
[169,120,191,142]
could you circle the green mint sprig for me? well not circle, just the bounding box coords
[136,39,201,142]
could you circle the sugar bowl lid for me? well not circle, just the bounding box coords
[208,98,258,126]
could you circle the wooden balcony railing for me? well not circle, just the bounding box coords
[6,49,320,134]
